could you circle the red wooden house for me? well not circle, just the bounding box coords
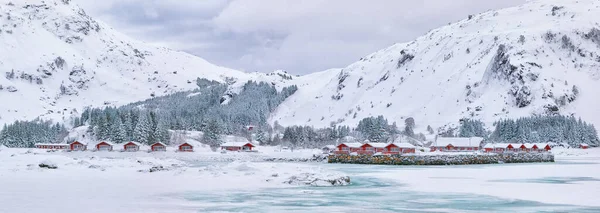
[151,142,167,152]
[221,142,256,151]
[35,143,69,150]
[123,141,141,152]
[535,143,551,152]
[335,143,363,154]
[385,143,416,154]
[356,143,387,155]
[431,137,482,152]
[178,143,194,152]
[580,143,589,149]
[70,141,87,151]
[96,141,114,151]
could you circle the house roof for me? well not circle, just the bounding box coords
[151,142,167,147]
[522,143,536,148]
[71,141,87,145]
[535,143,550,148]
[221,142,255,147]
[389,143,416,148]
[484,143,513,148]
[97,141,115,146]
[322,145,336,149]
[124,141,142,146]
[179,142,193,147]
[339,143,363,148]
[581,143,589,146]
[434,137,480,147]
[35,143,69,146]
[366,143,388,148]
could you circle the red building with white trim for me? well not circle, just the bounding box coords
[151,142,167,152]
[178,143,193,152]
[335,143,363,154]
[221,142,256,151]
[431,137,482,152]
[96,142,114,151]
[384,143,416,154]
[35,143,69,150]
[123,141,141,152]
[70,141,87,151]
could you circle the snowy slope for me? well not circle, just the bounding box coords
[271,0,600,132]
[0,0,294,125]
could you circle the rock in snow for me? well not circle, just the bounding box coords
[284,173,351,186]
[39,160,58,169]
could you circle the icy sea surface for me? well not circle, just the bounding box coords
[179,163,600,213]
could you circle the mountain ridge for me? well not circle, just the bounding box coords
[0,0,294,125]
[270,0,600,132]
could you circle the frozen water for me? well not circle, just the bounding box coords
[176,163,600,213]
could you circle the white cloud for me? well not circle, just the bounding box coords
[76,0,525,75]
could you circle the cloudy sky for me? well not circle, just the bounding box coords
[77,0,525,75]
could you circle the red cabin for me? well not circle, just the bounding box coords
[151,142,167,152]
[35,143,70,150]
[221,142,255,151]
[385,143,416,154]
[70,141,86,151]
[430,137,482,152]
[358,143,375,155]
[123,141,141,152]
[178,143,194,152]
[335,143,363,154]
[580,143,589,149]
[96,142,114,151]
[536,143,551,152]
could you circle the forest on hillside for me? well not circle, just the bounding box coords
[0,75,598,149]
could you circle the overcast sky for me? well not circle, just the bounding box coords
[77,0,525,75]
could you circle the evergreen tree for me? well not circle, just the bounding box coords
[202,119,222,151]
[134,112,152,144]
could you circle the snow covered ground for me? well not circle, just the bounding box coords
[0,147,599,212]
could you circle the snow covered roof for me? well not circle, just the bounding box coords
[179,142,193,147]
[390,143,416,148]
[522,143,535,148]
[535,143,550,148]
[322,145,336,149]
[434,137,480,147]
[124,141,142,146]
[35,143,69,146]
[339,143,363,148]
[98,141,115,146]
[71,141,87,145]
[151,142,166,147]
[581,143,589,146]
[221,142,254,147]
[366,143,388,148]
[484,143,513,148]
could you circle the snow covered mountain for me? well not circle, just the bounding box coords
[0,0,292,125]
[271,0,600,132]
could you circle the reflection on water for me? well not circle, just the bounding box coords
[178,163,600,213]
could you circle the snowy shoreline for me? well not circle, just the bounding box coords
[1,147,599,212]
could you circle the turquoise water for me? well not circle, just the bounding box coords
[180,163,600,213]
